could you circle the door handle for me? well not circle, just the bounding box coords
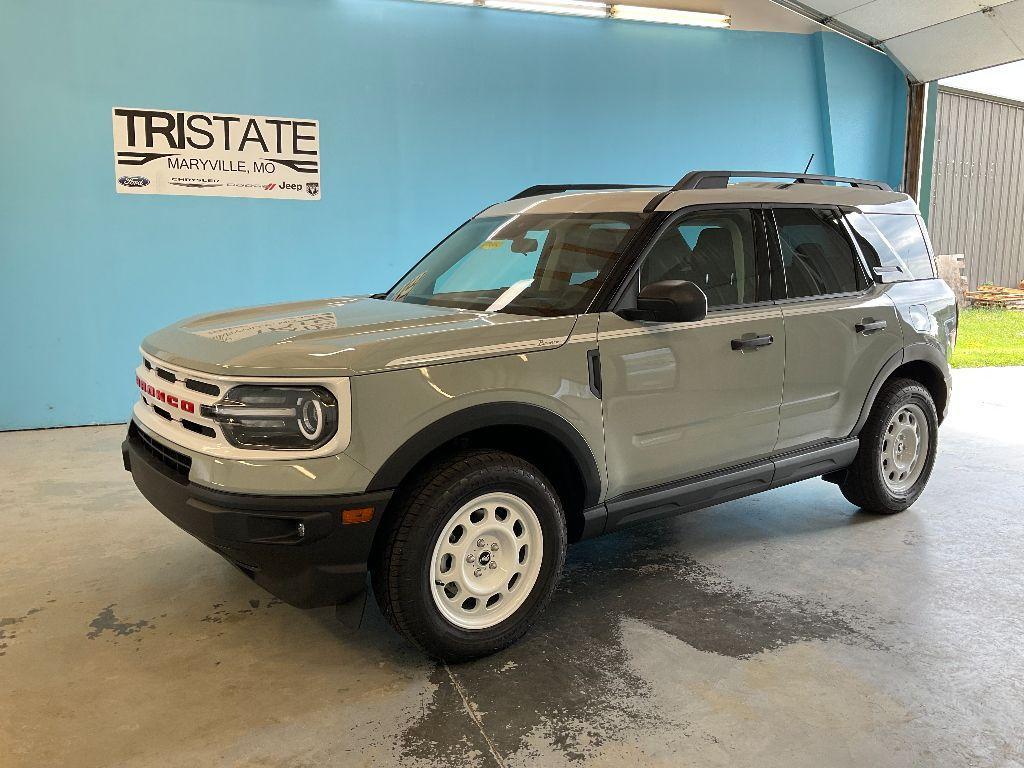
[731,334,774,351]
[856,319,887,334]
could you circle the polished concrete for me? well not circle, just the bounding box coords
[2,368,1023,767]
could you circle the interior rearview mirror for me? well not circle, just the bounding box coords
[511,237,538,254]
[630,280,708,323]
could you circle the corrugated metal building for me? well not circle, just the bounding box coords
[928,87,1024,290]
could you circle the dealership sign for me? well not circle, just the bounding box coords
[112,107,320,200]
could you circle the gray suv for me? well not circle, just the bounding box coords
[123,169,956,659]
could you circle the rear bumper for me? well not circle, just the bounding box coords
[123,421,391,608]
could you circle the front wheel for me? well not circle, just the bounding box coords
[840,378,939,513]
[372,450,566,660]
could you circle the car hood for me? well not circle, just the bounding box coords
[141,296,578,377]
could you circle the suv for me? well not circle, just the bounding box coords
[123,170,956,660]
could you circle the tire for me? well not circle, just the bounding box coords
[371,449,567,661]
[840,377,938,514]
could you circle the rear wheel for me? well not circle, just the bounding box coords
[840,378,938,513]
[372,450,566,660]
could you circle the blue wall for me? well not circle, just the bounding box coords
[814,31,908,182]
[0,0,907,429]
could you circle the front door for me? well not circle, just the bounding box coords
[598,207,785,498]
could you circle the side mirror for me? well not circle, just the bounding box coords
[632,280,708,323]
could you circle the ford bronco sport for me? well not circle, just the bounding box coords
[123,169,956,660]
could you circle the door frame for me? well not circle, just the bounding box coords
[606,202,778,315]
[761,203,877,306]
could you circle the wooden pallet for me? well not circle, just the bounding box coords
[966,284,1024,310]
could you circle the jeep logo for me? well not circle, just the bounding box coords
[277,181,302,192]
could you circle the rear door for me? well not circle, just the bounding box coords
[768,206,903,450]
[598,206,785,498]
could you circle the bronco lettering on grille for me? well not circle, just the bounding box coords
[136,374,196,414]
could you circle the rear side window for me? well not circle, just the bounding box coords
[846,212,935,280]
[773,208,868,298]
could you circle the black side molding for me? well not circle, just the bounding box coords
[582,438,860,538]
[366,402,603,508]
[849,342,952,436]
[771,439,859,489]
[604,461,775,533]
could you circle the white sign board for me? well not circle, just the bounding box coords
[112,107,320,200]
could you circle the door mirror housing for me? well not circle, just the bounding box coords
[628,280,708,323]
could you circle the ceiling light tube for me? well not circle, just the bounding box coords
[484,0,608,18]
[610,5,731,27]
[413,0,733,29]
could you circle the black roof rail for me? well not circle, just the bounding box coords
[671,170,893,192]
[508,183,661,201]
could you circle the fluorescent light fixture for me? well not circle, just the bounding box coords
[610,5,730,27]
[485,0,607,18]
[412,0,732,29]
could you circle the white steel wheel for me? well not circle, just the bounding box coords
[429,491,544,630]
[880,403,930,494]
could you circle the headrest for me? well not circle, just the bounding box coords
[694,228,732,254]
[558,225,621,273]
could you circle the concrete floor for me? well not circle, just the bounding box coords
[2,368,1023,768]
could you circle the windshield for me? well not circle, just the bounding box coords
[386,213,647,316]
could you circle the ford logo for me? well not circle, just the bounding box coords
[118,175,151,188]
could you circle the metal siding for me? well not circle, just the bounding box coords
[929,88,1024,289]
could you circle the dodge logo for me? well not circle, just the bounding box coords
[136,375,196,414]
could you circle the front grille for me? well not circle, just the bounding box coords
[182,419,216,438]
[156,367,177,383]
[185,378,220,396]
[129,422,192,480]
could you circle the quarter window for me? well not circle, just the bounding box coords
[773,207,867,298]
[640,209,758,308]
[846,212,935,280]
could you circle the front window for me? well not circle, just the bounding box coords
[640,208,761,308]
[387,213,647,316]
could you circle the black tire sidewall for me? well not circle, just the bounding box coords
[865,383,939,509]
[393,455,566,659]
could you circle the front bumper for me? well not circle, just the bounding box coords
[123,420,391,608]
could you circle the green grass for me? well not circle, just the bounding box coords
[950,308,1024,368]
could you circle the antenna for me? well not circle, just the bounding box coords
[803,154,815,174]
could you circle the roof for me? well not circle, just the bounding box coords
[479,184,919,218]
[770,0,1024,83]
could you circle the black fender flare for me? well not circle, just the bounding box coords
[849,343,951,437]
[365,402,603,507]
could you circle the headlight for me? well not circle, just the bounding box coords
[202,385,338,450]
